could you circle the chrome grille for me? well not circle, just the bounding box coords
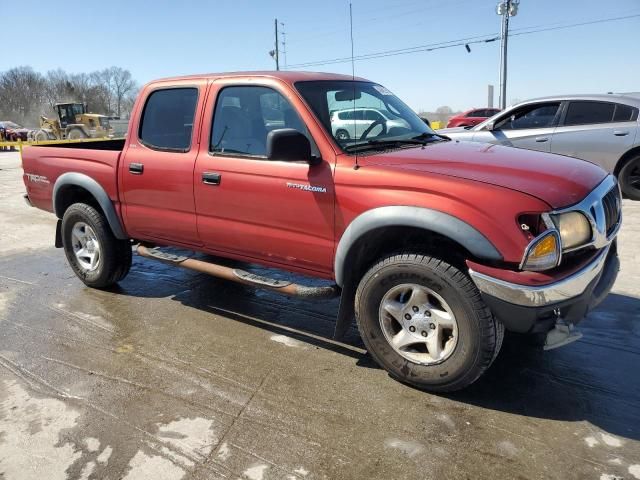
[602,187,621,236]
[549,175,621,253]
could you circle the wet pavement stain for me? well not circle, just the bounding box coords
[1,247,639,479]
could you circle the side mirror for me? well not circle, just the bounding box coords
[267,128,314,163]
[485,121,496,131]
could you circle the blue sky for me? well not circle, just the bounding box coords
[5,0,639,111]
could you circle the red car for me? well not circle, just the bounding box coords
[0,121,31,141]
[446,108,501,128]
[21,71,620,391]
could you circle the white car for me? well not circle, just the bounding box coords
[331,108,409,141]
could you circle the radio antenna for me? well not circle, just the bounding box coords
[349,2,355,81]
[349,2,359,169]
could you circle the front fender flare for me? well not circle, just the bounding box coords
[334,206,502,287]
[53,172,127,239]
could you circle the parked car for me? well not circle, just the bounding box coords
[440,95,640,200]
[0,120,31,141]
[446,108,501,128]
[22,72,620,392]
[331,107,409,140]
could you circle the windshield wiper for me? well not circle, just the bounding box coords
[344,134,446,152]
[411,132,451,142]
[344,138,424,152]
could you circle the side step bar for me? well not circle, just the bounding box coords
[136,245,340,300]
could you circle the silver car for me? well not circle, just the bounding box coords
[440,94,640,199]
[331,108,408,141]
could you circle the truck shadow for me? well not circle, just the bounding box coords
[117,255,640,441]
[445,292,640,442]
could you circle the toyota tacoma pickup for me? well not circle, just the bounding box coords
[21,72,621,391]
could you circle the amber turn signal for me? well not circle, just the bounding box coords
[520,230,561,271]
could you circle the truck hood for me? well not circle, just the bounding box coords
[361,141,607,208]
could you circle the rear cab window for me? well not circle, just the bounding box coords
[139,87,199,152]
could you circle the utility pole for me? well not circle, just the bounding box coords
[280,22,287,69]
[496,0,519,109]
[274,19,280,71]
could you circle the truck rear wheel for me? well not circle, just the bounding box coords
[61,203,132,288]
[355,253,503,392]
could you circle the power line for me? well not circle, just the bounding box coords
[509,13,640,37]
[288,34,500,69]
[285,0,474,43]
[286,13,640,69]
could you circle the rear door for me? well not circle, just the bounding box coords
[472,102,561,152]
[120,81,204,245]
[550,101,638,172]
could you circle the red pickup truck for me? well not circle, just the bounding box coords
[22,71,621,391]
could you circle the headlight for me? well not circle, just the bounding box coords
[551,211,592,250]
[520,230,561,271]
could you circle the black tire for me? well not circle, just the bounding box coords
[336,129,350,141]
[67,128,87,140]
[619,154,640,201]
[355,253,503,392]
[34,130,50,142]
[61,203,132,288]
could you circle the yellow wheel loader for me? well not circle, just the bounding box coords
[32,103,114,141]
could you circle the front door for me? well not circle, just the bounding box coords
[194,82,335,274]
[472,101,562,153]
[121,84,203,245]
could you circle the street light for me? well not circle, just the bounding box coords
[496,0,520,109]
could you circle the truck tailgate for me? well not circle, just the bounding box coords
[22,145,122,214]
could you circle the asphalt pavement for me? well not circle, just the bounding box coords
[1,151,639,480]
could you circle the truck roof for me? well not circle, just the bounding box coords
[147,70,369,86]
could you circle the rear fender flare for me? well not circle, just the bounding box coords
[334,206,502,287]
[53,172,127,239]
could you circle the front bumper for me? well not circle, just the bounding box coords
[469,243,619,333]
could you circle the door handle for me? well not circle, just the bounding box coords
[202,172,221,185]
[613,130,629,137]
[129,163,144,174]
[535,137,549,143]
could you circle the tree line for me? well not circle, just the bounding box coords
[0,66,138,127]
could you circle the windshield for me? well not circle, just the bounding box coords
[0,121,21,129]
[296,80,437,152]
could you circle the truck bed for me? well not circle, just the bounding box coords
[30,138,126,151]
[22,140,125,214]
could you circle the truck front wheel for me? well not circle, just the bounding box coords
[61,203,132,288]
[355,253,503,392]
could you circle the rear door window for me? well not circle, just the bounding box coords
[564,101,615,126]
[139,88,198,151]
[364,110,382,121]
